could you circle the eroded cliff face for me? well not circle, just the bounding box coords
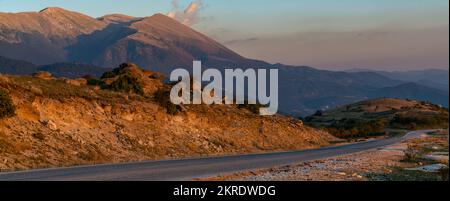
[0,72,333,171]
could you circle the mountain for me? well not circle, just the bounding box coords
[369,82,449,107]
[0,55,110,78]
[97,14,142,24]
[68,13,246,73]
[38,63,112,78]
[1,7,448,116]
[417,78,449,92]
[377,69,449,86]
[0,7,106,65]
[275,64,405,115]
[1,8,244,70]
[0,55,38,75]
[346,69,449,91]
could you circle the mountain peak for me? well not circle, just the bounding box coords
[0,7,106,47]
[97,14,141,24]
[145,13,182,24]
[39,7,67,13]
[150,13,171,18]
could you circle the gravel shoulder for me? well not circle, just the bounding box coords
[199,130,449,181]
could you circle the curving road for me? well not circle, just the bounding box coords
[0,130,435,181]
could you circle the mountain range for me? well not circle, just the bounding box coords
[345,68,449,91]
[1,7,448,116]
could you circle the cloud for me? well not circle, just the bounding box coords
[167,0,204,26]
[224,37,260,45]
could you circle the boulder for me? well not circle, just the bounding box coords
[33,71,53,79]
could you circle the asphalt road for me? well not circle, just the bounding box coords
[0,130,435,181]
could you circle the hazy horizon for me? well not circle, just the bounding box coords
[1,0,448,71]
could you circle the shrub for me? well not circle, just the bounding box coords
[438,166,449,181]
[325,118,386,139]
[109,74,144,95]
[237,100,267,114]
[391,112,449,129]
[403,144,419,162]
[0,89,15,118]
[166,102,180,115]
[87,78,104,86]
[83,75,104,86]
[155,88,180,115]
[101,71,116,79]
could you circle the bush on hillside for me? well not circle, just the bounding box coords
[109,74,144,95]
[155,88,181,115]
[101,71,116,79]
[325,118,386,139]
[391,113,449,130]
[237,100,267,114]
[0,89,16,118]
[402,144,420,163]
[82,75,104,86]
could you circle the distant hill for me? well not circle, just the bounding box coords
[369,83,449,107]
[0,56,110,78]
[38,63,112,78]
[0,56,38,75]
[346,69,449,91]
[377,69,449,87]
[275,64,405,115]
[304,98,449,138]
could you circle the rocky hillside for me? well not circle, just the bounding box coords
[0,64,334,171]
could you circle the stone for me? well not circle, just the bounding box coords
[65,78,87,86]
[47,120,58,131]
[40,119,58,131]
[336,172,347,176]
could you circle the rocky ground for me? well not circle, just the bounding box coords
[200,130,449,181]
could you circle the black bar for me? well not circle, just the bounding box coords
[0,181,447,200]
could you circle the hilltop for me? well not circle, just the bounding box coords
[304,98,449,138]
[0,63,334,171]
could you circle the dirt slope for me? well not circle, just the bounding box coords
[0,66,334,171]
